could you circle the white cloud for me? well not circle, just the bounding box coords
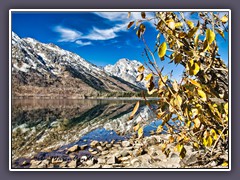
[54,26,82,42]
[75,40,92,46]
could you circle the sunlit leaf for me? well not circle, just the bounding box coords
[188,26,199,38]
[161,143,167,151]
[186,20,194,29]
[221,15,228,23]
[145,73,153,81]
[193,142,199,149]
[156,125,163,134]
[210,129,218,140]
[189,79,201,88]
[138,126,144,138]
[129,101,140,120]
[206,29,215,44]
[164,148,170,157]
[179,145,186,159]
[169,136,174,143]
[198,89,207,101]
[194,118,201,129]
[158,42,167,58]
[166,19,175,30]
[192,108,199,117]
[172,80,179,92]
[224,102,228,115]
[216,29,225,39]
[194,33,200,48]
[174,95,183,107]
[138,65,145,73]
[175,22,183,28]
[127,12,131,18]
[127,21,135,29]
[136,74,144,82]
[133,123,140,131]
[141,12,146,19]
[221,161,228,167]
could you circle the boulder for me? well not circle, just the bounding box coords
[67,145,79,153]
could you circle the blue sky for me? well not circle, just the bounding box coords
[12,11,229,80]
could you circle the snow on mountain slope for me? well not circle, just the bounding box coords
[104,58,152,89]
[11,32,141,98]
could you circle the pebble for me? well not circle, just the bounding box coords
[102,165,113,168]
[90,164,101,168]
[101,151,109,156]
[122,140,131,147]
[97,158,106,164]
[67,145,79,153]
[90,140,99,147]
[80,144,88,150]
[107,156,116,165]
[68,160,77,168]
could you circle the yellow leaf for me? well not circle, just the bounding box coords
[193,118,201,129]
[141,12,146,19]
[162,75,168,83]
[192,62,200,75]
[147,88,157,95]
[158,42,167,58]
[169,136,174,143]
[127,21,135,29]
[138,127,144,138]
[129,101,140,120]
[136,74,144,82]
[221,15,228,23]
[133,123,140,131]
[210,129,218,140]
[194,33,200,48]
[186,20,194,29]
[172,80,179,92]
[166,19,175,30]
[198,89,207,101]
[146,81,154,91]
[216,29,225,39]
[189,79,201,88]
[179,145,186,159]
[174,53,182,64]
[206,29,215,44]
[156,125,163,134]
[188,26,199,38]
[193,142,199,149]
[161,143,167,151]
[224,102,228,115]
[174,95,183,107]
[145,73,153,81]
[175,22,183,28]
[221,161,228,167]
[138,65,145,73]
[192,108,199,117]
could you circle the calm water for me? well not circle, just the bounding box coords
[11,99,159,160]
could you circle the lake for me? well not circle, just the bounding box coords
[11,99,160,161]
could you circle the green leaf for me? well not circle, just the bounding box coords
[206,29,215,44]
[158,42,167,58]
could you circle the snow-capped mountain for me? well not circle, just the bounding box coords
[104,58,152,89]
[11,32,141,98]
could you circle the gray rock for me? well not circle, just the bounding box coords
[107,156,116,165]
[68,160,77,168]
[90,140,99,147]
[51,158,63,164]
[67,145,79,152]
[106,144,112,148]
[85,160,94,166]
[121,150,130,157]
[97,146,103,151]
[91,151,98,155]
[97,158,106,164]
[59,161,67,168]
[80,144,88,150]
[81,155,88,161]
[90,164,101,168]
[130,158,141,167]
[102,165,113,168]
[101,151,109,156]
[38,163,47,168]
[122,140,131,147]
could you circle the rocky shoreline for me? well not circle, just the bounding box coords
[13,133,228,169]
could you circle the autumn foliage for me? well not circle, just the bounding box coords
[128,12,229,166]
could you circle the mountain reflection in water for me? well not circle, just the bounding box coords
[12,99,157,160]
